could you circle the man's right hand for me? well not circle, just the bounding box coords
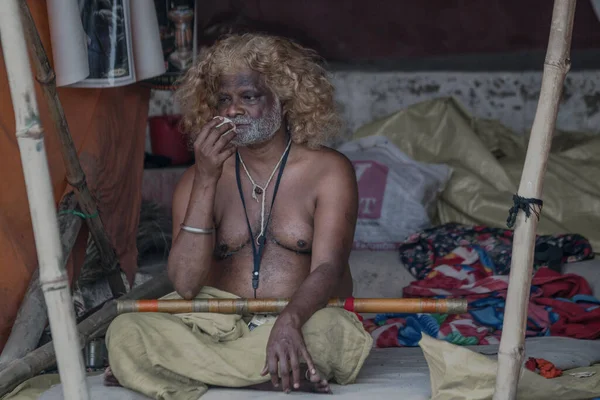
[193,117,237,181]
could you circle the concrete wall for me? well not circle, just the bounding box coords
[147,69,600,152]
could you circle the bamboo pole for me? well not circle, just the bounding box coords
[493,1,576,399]
[18,0,127,298]
[117,297,469,315]
[0,1,89,399]
[0,193,82,367]
[0,272,173,397]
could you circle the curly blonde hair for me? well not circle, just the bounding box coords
[175,33,341,148]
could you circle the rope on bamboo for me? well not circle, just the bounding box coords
[116,297,469,315]
[506,194,543,229]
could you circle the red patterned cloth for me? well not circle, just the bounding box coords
[362,246,600,348]
[398,223,594,279]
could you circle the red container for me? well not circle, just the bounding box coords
[148,115,193,166]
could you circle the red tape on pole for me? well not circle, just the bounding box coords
[343,297,355,312]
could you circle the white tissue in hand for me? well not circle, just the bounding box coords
[214,116,235,129]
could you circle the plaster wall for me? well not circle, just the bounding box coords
[147,70,600,151]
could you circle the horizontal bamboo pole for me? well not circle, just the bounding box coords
[117,298,468,315]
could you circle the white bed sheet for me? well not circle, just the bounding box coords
[36,255,600,399]
[38,336,600,400]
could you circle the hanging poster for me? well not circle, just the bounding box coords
[46,0,166,88]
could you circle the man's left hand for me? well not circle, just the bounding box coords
[261,315,316,392]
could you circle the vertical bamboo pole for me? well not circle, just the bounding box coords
[493,1,576,399]
[0,1,89,399]
[0,272,173,397]
[0,193,82,367]
[18,0,127,298]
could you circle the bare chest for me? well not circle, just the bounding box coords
[213,168,316,256]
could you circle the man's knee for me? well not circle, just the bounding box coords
[108,313,143,334]
[310,307,359,324]
[108,312,173,332]
[106,313,186,346]
[105,313,153,349]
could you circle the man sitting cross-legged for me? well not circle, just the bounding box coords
[104,33,373,399]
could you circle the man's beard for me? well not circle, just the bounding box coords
[229,98,282,146]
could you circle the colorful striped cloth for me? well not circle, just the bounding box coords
[398,223,593,279]
[363,246,600,348]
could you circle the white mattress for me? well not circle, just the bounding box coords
[202,347,432,400]
[36,347,432,400]
[35,255,600,399]
[38,337,600,400]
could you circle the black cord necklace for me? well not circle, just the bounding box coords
[235,137,292,298]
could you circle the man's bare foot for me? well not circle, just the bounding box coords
[247,365,331,394]
[103,366,122,387]
[302,366,331,394]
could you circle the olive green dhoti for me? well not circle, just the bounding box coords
[105,286,373,400]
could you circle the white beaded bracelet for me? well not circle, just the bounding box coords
[180,224,215,234]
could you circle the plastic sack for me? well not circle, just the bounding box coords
[337,136,452,250]
[420,333,600,400]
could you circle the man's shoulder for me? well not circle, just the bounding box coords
[295,145,356,189]
[297,145,354,176]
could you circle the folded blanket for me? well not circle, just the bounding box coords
[105,287,373,400]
